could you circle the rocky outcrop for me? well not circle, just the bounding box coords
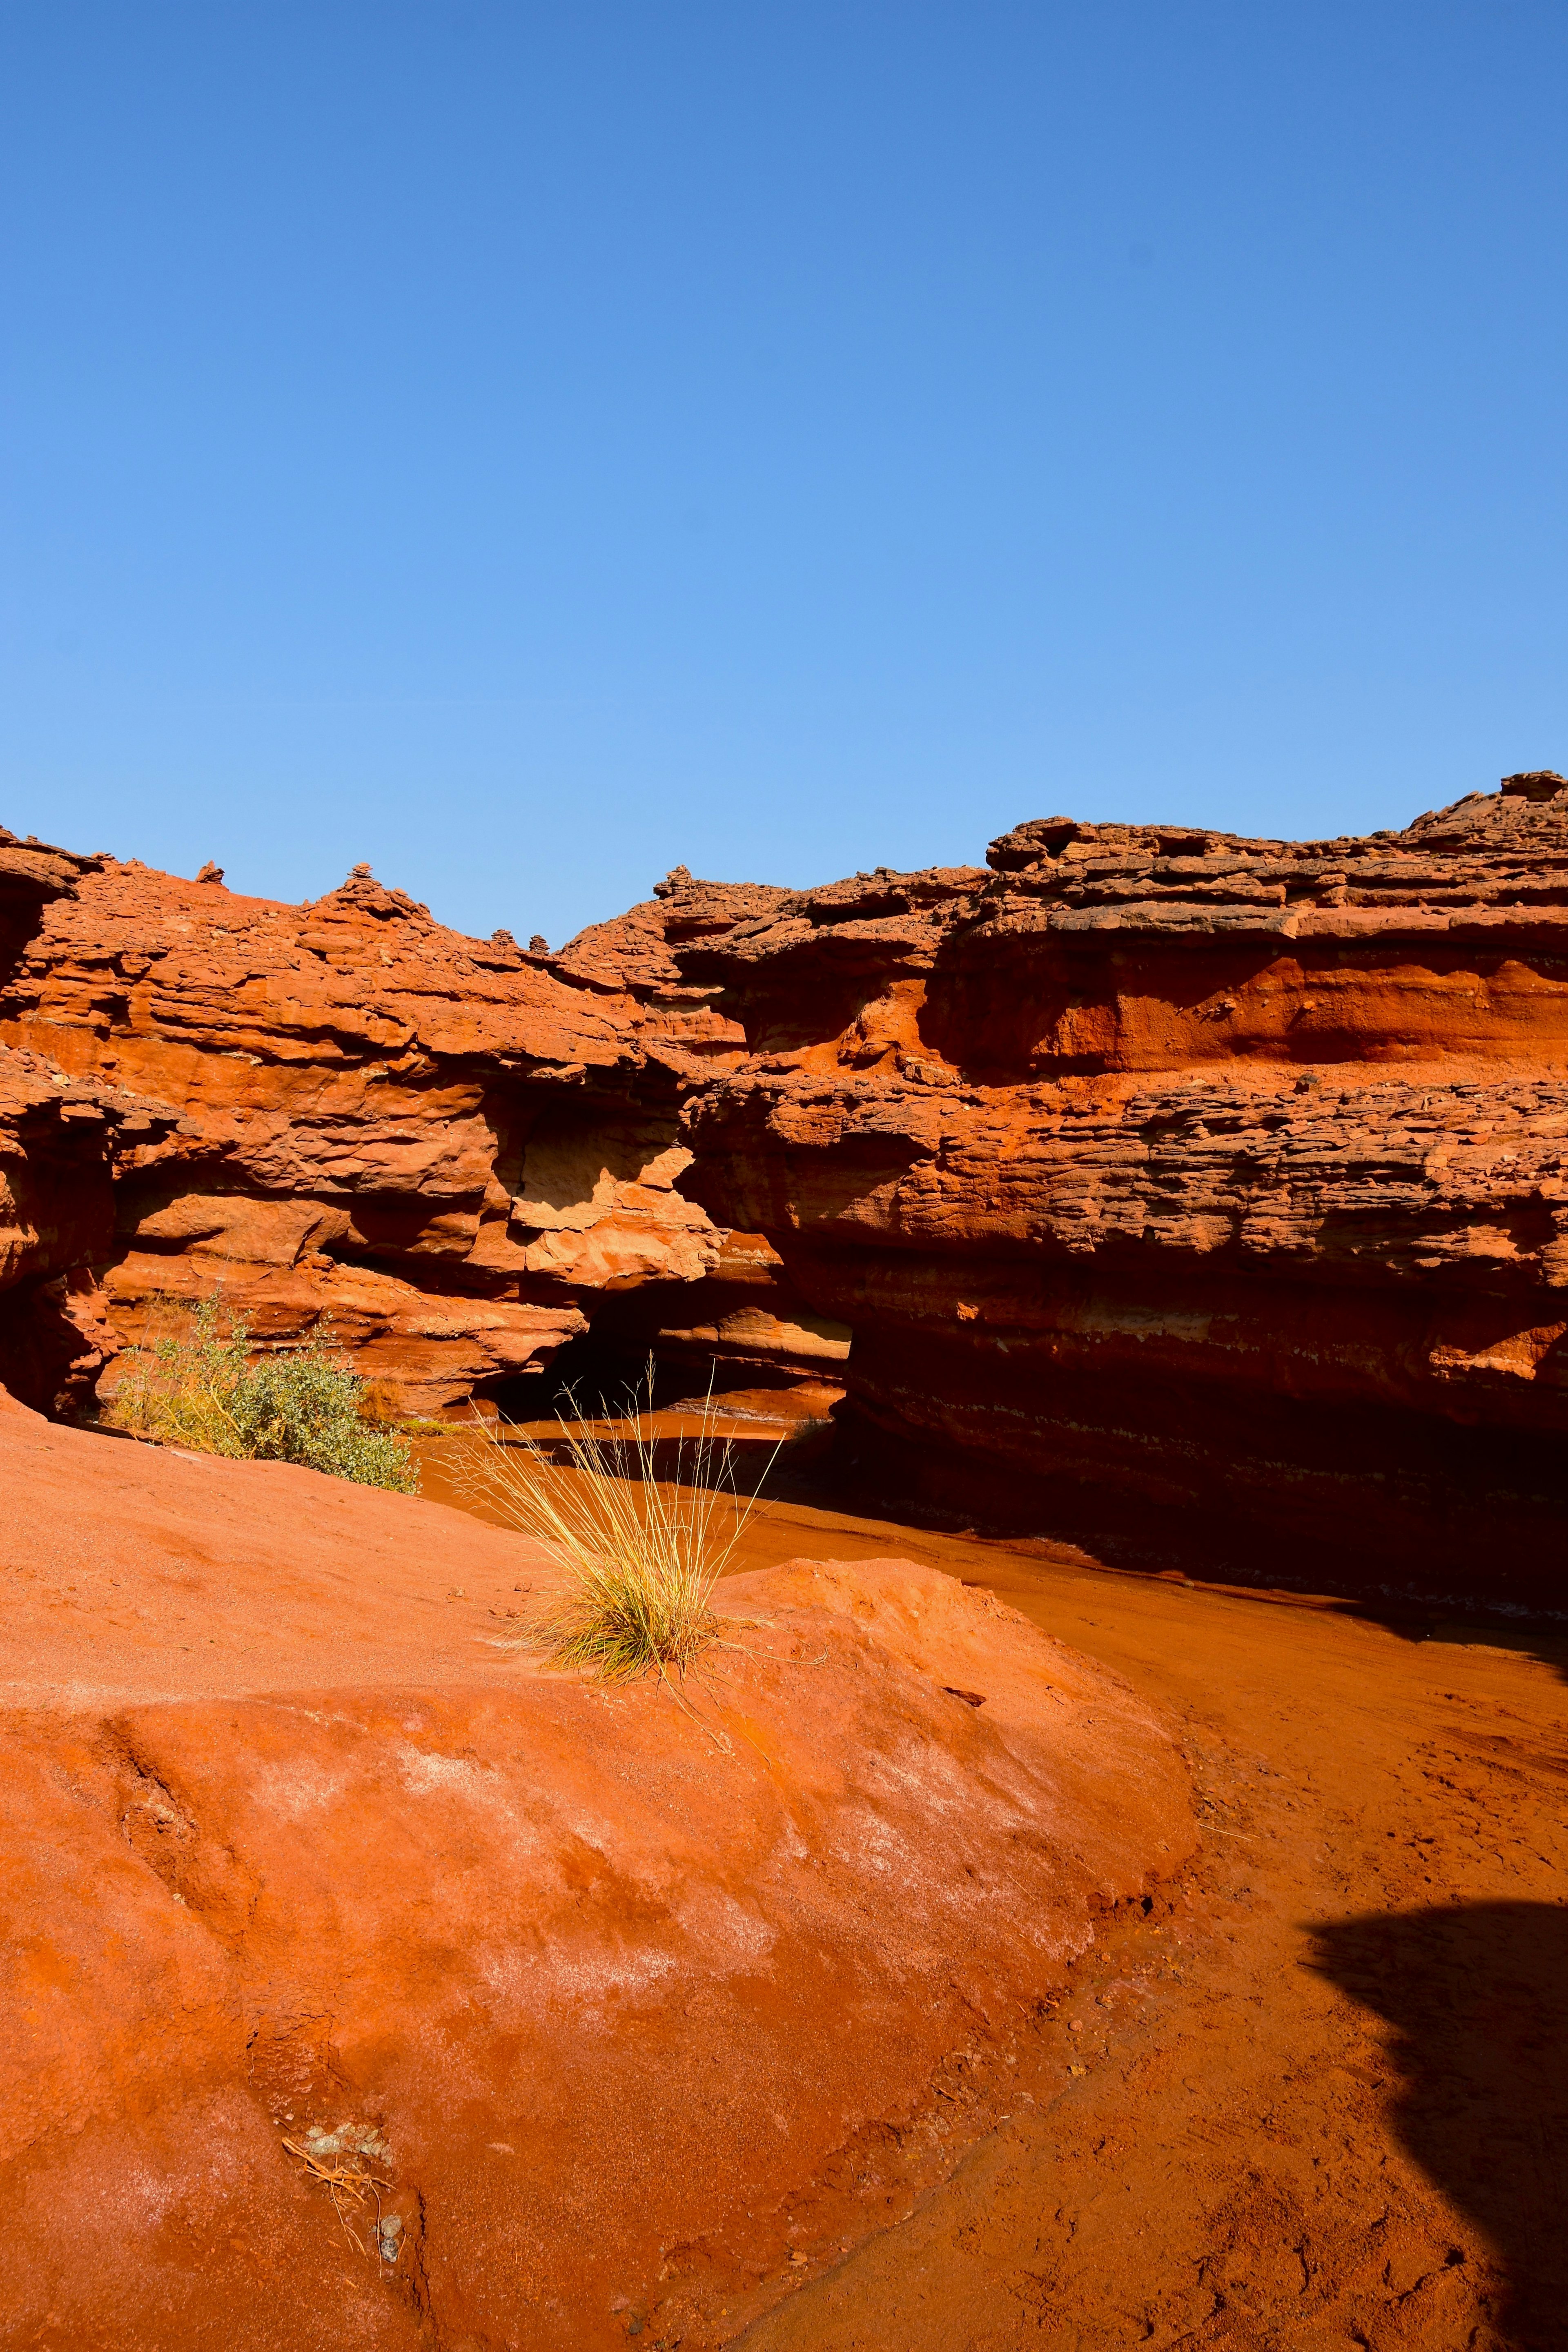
[0,837,748,1415]
[4,775,1567,1602]
[0,1403,1193,2348]
[610,774,1568,1606]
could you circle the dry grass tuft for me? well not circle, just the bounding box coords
[457,1369,776,1688]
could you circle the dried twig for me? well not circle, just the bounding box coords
[281,2135,394,2257]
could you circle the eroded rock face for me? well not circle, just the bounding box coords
[0,1042,178,1414]
[4,779,1567,1599]
[630,775,1568,1604]
[0,841,748,1414]
[0,1408,1193,2348]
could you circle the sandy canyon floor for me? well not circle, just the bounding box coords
[3,1395,1562,2350]
[427,1429,1568,2352]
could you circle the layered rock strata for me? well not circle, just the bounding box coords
[593,773,1568,1604]
[5,776,1568,1601]
[0,836,754,1414]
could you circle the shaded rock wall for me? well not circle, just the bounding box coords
[513,773,1568,1601]
[657,773,1568,1605]
[0,1040,177,1414]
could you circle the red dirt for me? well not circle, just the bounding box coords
[417,1430,1568,2347]
[0,1395,1193,2350]
[717,1497,1568,2350]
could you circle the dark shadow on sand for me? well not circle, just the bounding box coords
[1312,1903,1568,2350]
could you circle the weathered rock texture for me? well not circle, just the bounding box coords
[5,774,1568,1601]
[610,773,1568,1605]
[0,1401,1192,2348]
[0,1042,178,1414]
[0,835,755,1415]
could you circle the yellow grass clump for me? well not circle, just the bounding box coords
[457,1372,776,1685]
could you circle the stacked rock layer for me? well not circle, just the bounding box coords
[4,772,1566,1604]
[0,840,760,1416]
[621,772,1568,1607]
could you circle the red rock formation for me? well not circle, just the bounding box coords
[0,837,751,1415]
[0,1401,1193,2347]
[0,1042,176,1413]
[6,777,1568,1603]
[638,774,1568,1606]
[561,1225,852,1417]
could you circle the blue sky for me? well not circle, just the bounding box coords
[2,2,1564,944]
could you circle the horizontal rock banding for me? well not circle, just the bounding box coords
[0,840,744,1414]
[642,775,1568,1603]
[3,778,1566,1599]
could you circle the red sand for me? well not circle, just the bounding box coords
[728,1503,1568,2350]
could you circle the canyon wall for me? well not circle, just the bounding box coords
[607,773,1568,1606]
[4,774,1567,1604]
[0,835,766,1415]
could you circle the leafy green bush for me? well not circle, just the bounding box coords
[107,1298,419,1494]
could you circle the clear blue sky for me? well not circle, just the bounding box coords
[2,4,1564,945]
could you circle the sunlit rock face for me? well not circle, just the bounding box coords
[5,775,1568,1600]
[0,838,753,1416]
[650,773,1568,1605]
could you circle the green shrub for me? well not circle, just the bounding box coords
[107,1298,419,1495]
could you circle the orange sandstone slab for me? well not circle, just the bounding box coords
[0,1403,1193,2350]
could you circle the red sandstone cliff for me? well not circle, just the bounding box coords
[589,772,1568,1606]
[0,834,762,1414]
[5,776,1567,1603]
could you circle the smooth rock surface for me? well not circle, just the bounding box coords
[0,1403,1193,2350]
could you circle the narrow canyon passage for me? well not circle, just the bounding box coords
[431,1441,1568,2351]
